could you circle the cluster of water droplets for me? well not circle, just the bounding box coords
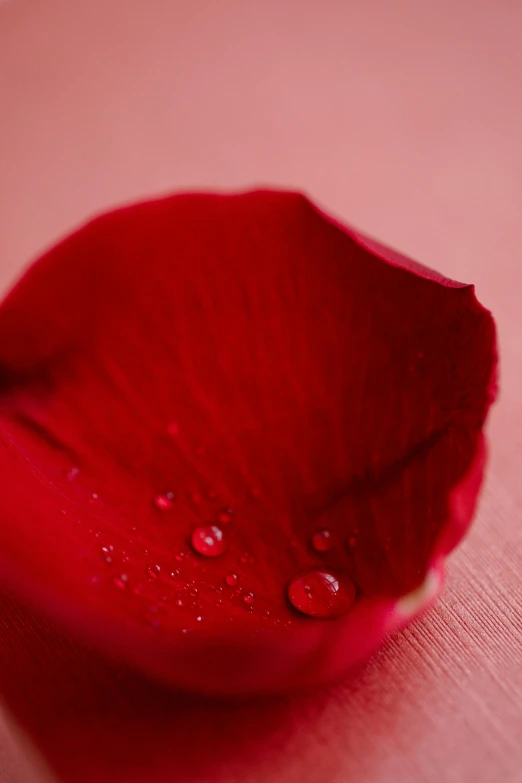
[66,419,361,628]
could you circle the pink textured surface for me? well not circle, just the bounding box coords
[0,1,520,781]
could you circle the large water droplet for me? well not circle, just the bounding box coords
[287,569,356,618]
[311,529,332,552]
[154,492,176,511]
[225,573,238,587]
[191,525,226,557]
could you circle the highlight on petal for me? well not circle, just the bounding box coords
[0,190,497,693]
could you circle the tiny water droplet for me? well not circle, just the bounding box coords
[215,599,223,606]
[154,492,176,511]
[131,526,137,533]
[287,569,356,618]
[174,551,185,562]
[263,610,271,619]
[90,493,99,502]
[225,573,239,587]
[133,584,143,595]
[311,529,332,553]
[66,467,79,482]
[242,592,255,606]
[170,569,180,578]
[60,509,67,515]
[191,525,226,557]
[166,421,180,437]
[147,565,161,579]
[104,556,113,565]
[113,575,128,590]
[196,615,202,622]
[216,507,234,525]
[188,585,199,597]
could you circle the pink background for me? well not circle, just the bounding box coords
[0,1,521,781]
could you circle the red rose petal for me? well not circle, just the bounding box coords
[0,191,497,693]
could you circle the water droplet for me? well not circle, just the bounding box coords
[66,466,79,482]
[196,615,202,622]
[225,573,239,587]
[170,569,180,579]
[132,584,143,595]
[101,545,114,553]
[191,525,226,557]
[131,526,137,533]
[166,421,180,437]
[90,493,99,503]
[215,599,223,606]
[263,610,271,619]
[311,529,332,553]
[242,592,255,606]
[147,565,161,579]
[175,598,184,607]
[188,585,199,597]
[154,492,176,511]
[216,507,234,525]
[239,552,254,564]
[287,569,356,618]
[112,574,128,590]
